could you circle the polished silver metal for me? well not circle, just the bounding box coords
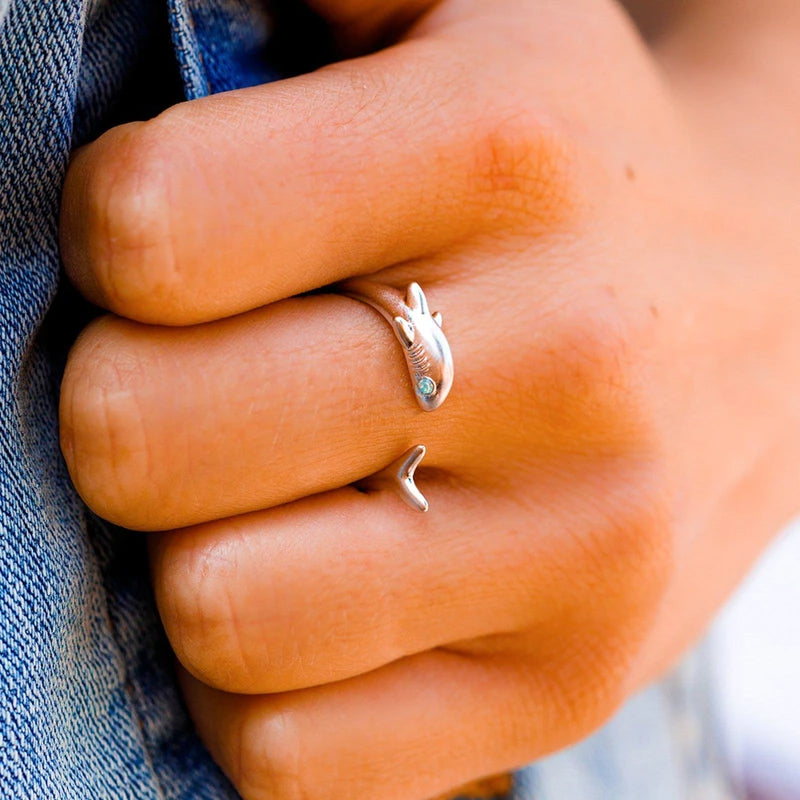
[335,279,453,411]
[357,445,429,512]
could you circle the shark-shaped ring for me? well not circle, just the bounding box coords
[335,279,454,411]
[356,445,429,512]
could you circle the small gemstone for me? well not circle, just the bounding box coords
[417,377,436,397]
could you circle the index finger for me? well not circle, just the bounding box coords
[59,2,579,325]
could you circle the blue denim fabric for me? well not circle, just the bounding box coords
[0,1,738,798]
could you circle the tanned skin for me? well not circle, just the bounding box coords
[59,2,800,798]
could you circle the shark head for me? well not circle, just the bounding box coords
[391,283,454,411]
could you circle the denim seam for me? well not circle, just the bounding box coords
[167,0,210,99]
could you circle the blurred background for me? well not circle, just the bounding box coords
[712,516,800,800]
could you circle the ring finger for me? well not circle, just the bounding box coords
[148,476,593,695]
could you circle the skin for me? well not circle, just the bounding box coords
[58,0,800,798]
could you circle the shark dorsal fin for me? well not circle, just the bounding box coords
[406,282,429,315]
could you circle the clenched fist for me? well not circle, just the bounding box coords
[58,0,800,797]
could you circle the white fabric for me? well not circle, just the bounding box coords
[712,518,800,800]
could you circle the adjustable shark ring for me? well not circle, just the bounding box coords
[357,445,429,513]
[335,279,454,411]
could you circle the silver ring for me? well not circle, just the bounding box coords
[335,279,454,411]
[357,445,429,513]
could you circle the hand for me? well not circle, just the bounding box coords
[59,0,800,798]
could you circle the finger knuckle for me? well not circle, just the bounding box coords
[156,532,262,692]
[504,297,643,453]
[467,110,581,231]
[545,475,673,715]
[236,709,311,800]
[546,638,633,739]
[561,465,674,627]
[59,318,159,527]
[604,474,674,599]
[82,120,184,322]
[551,298,634,397]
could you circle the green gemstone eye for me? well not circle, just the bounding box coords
[417,377,436,397]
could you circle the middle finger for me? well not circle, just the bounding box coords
[60,287,463,531]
